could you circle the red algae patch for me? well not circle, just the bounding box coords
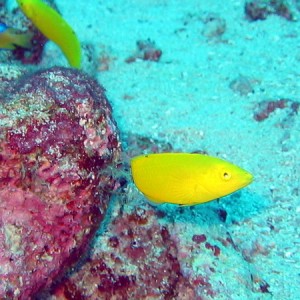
[253,98,299,122]
[125,39,162,63]
[51,208,196,299]
[0,67,120,299]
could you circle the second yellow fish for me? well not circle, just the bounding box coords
[17,0,81,68]
[0,22,33,50]
[131,153,253,206]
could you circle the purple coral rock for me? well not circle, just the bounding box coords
[50,208,196,299]
[0,67,120,299]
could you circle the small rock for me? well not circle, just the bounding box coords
[201,13,226,39]
[125,39,162,63]
[229,75,254,96]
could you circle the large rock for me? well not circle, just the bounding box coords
[0,67,120,299]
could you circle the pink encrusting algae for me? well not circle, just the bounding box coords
[0,67,121,299]
[51,208,198,299]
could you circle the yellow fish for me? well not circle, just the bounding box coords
[0,22,33,50]
[17,0,81,68]
[131,153,253,206]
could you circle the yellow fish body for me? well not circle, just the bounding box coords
[17,0,81,68]
[0,23,33,50]
[131,153,253,206]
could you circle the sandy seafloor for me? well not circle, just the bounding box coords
[5,0,300,299]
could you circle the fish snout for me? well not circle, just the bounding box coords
[242,170,254,187]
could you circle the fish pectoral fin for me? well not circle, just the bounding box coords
[165,175,198,205]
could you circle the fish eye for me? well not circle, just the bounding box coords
[222,171,231,181]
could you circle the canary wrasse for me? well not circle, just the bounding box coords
[131,153,253,206]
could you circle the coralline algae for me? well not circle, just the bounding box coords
[0,67,120,299]
[51,208,197,299]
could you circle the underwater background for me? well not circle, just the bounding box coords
[0,0,299,299]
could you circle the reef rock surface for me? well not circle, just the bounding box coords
[0,67,120,299]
